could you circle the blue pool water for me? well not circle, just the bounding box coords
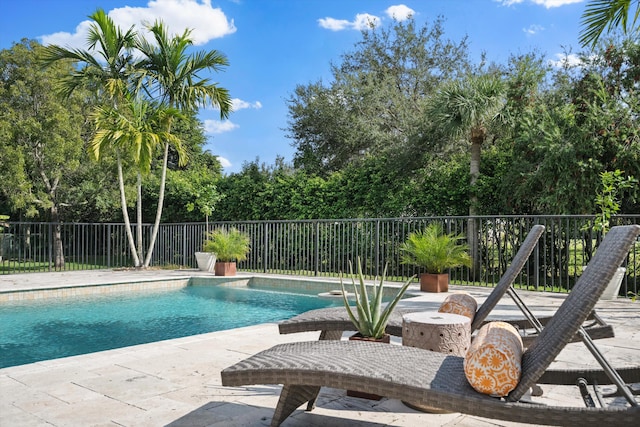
[0,285,342,369]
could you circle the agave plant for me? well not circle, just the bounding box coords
[340,258,414,339]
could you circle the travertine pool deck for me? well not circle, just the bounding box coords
[1,269,639,426]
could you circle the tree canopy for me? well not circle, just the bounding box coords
[2,15,639,230]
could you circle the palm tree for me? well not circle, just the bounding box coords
[90,98,185,252]
[39,9,144,265]
[40,8,136,102]
[580,0,639,48]
[428,73,506,278]
[133,21,232,267]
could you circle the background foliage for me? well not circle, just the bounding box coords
[1,17,639,224]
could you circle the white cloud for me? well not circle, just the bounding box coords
[231,98,262,110]
[523,24,545,35]
[496,0,583,7]
[217,156,232,168]
[549,52,582,67]
[385,5,415,21]
[204,119,238,134]
[318,13,381,31]
[353,13,381,30]
[318,17,352,31]
[40,20,94,49]
[40,0,236,49]
[531,0,584,7]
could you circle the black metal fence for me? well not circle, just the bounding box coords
[1,215,638,296]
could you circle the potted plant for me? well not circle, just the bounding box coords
[340,257,414,341]
[400,222,471,292]
[194,250,217,273]
[202,227,251,276]
[340,257,414,399]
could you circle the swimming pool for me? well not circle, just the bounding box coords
[0,284,342,369]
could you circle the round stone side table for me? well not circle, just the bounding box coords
[402,311,472,412]
[402,311,472,356]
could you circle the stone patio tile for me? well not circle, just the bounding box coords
[38,395,146,427]
[0,403,53,427]
[111,395,203,427]
[157,384,226,407]
[6,364,100,390]
[169,401,277,426]
[76,364,182,403]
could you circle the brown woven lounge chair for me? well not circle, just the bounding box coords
[222,225,640,426]
[279,224,613,345]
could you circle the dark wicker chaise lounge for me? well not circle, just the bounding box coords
[278,224,614,345]
[222,225,640,426]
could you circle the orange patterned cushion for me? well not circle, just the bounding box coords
[463,321,523,397]
[438,292,477,320]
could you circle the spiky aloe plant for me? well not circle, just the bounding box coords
[340,258,414,339]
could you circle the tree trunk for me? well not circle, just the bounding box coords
[143,142,169,267]
[469,139,481,214]
[468,138,482,281]
[116,150,141,267]
[50,205,65,270]
[136,172,143,263]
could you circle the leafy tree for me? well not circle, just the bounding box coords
[410,153,470,216]
[0,40,89,268]
[143,161,223,223]
[286,17,471,175]
[214,159,271,221]
[498,41,639,215]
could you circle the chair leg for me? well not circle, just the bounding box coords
[577,327,638,407]
[531,384,543,396]
[271,384,321,427]
[319,329,343,340]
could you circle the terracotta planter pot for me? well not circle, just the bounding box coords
[420,273,449,293]
[214,261,236,276]
[346,333,390,400]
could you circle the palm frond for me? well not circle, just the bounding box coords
[580,0,640,48]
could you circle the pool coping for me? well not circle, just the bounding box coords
[0,269,421,302]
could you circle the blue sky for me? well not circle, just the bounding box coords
[1,0,590,173]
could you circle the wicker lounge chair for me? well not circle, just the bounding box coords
[279,224,613,345]
[222,225,640,426]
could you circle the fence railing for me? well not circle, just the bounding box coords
[1,215,638,297]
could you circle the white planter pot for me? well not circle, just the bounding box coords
[195,252,217,273]
[601,267,626,300]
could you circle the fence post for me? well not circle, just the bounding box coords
[48,222,53,272]
[375,219,380,279]
[107,224,111,268]
[314,221,320,276]
[263,223,268,273]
